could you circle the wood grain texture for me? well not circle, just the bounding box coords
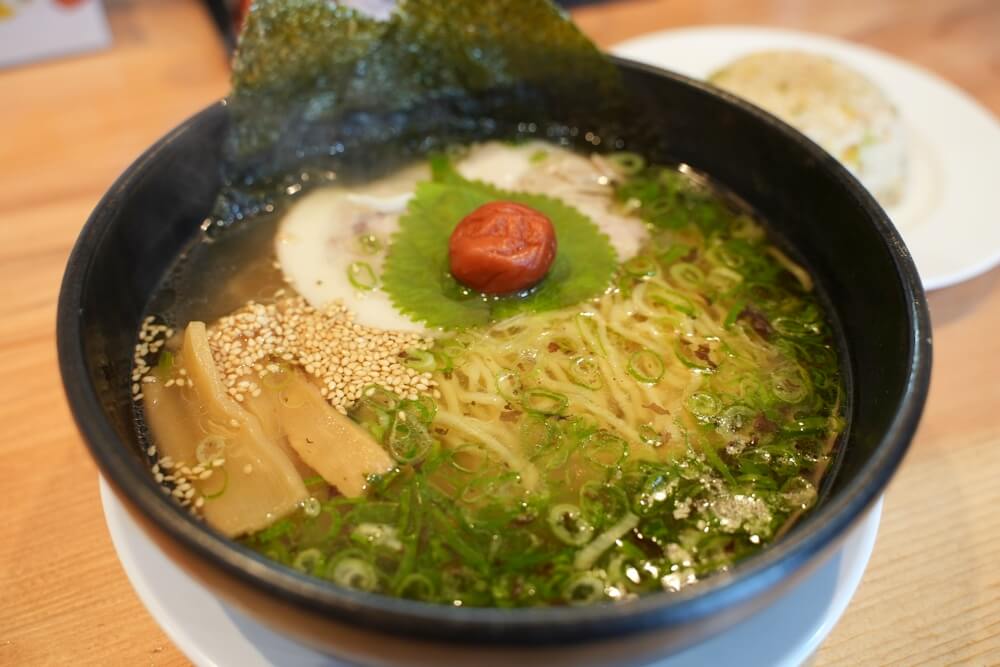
[0,1,997,665]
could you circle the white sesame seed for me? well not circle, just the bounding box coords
[199,295,434,413]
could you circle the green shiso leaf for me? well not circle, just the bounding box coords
[219,0,624,221]
[382,162,617,329]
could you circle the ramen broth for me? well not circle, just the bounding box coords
[134,144,844,607]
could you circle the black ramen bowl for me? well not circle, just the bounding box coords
[58,58,931,665]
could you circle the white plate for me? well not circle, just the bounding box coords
[101,476,881,667]
[613,26,1000,290]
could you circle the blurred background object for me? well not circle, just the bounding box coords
[0,0,110,69]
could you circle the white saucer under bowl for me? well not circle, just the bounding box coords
[100,477,881,667]
[613,26,1000,290]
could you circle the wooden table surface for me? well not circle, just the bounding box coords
[2,0,998,664]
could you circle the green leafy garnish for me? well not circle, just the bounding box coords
[381,163,617,329]
[347,261,377,291]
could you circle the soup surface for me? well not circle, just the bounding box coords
[133,142,844,607]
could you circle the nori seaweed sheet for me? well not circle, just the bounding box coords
[215,0,628,222]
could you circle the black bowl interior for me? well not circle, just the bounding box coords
[58,59,931,646]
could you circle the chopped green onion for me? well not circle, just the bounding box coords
[548,504,595,546]
[622,255,658,278]
[387,417,433,463]
[354,233,382,255]
[628,349,665,384]
[495,370,523,402]
[195,435,226,464]
[717,404,756,435]
[292,548,324,574]
[638,424,662,447]
[362,385,399,411]
[521,388,568,416]
[668,262,704,289]
[582,431,629,467]
[305,504,343,542]
[579,481,630,524]
[347,261,378,291]
[645,285,695,316]
[607,152,646,175]
[394,572,435,600]
[255,518,293,544]
[707,266,744,293]
[563,571,606,605]
[674,340,715,372]
[351,399,393,442]
[567,355,602,390]
[685,392,721,419]
[330,557,378,591]
[705,243,746,269]
[771,364,810,403]
[402,348,435,372]
[784,416,829,434]
[351,523,403,551]
[398,396,436,424]
[201,467,228,500]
